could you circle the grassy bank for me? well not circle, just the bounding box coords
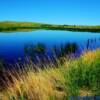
[0,49,100,100]
[0,21,100,32]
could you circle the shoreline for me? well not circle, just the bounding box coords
[0,21,100,32]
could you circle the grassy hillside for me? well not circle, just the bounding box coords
[0,21,42,32]
[0,21,100,32]
[0,49,100,99]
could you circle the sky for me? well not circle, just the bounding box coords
[0,0,100,25]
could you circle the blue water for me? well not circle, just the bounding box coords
[0,30,100,62]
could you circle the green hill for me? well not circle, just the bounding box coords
[0,21,100,32]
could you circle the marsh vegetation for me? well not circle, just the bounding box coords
[0,49,100,100]
[0,21,100,32]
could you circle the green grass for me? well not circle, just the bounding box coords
[0,21,100,32]
[0,49,100,100]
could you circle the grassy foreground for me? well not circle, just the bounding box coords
[0,21,100,32]
[0,49,100,100]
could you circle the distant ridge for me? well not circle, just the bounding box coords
[0,21,100,32]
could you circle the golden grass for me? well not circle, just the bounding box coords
[0,49,100,100]
[82,49,100,64]
[79,88,93,96]
[0,67,66,100]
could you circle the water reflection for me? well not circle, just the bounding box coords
[24,37,100,65]
[0,37,100,69]
[0,30,100,67]
[24,42,78,65]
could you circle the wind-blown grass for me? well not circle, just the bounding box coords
[0,49,100,100]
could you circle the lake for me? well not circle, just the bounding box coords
[0,30,100,63]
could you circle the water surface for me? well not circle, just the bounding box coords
[0,30,100,62]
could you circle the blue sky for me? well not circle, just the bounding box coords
[0,0,100,25]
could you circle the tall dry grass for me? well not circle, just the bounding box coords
[0,49,100,100]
